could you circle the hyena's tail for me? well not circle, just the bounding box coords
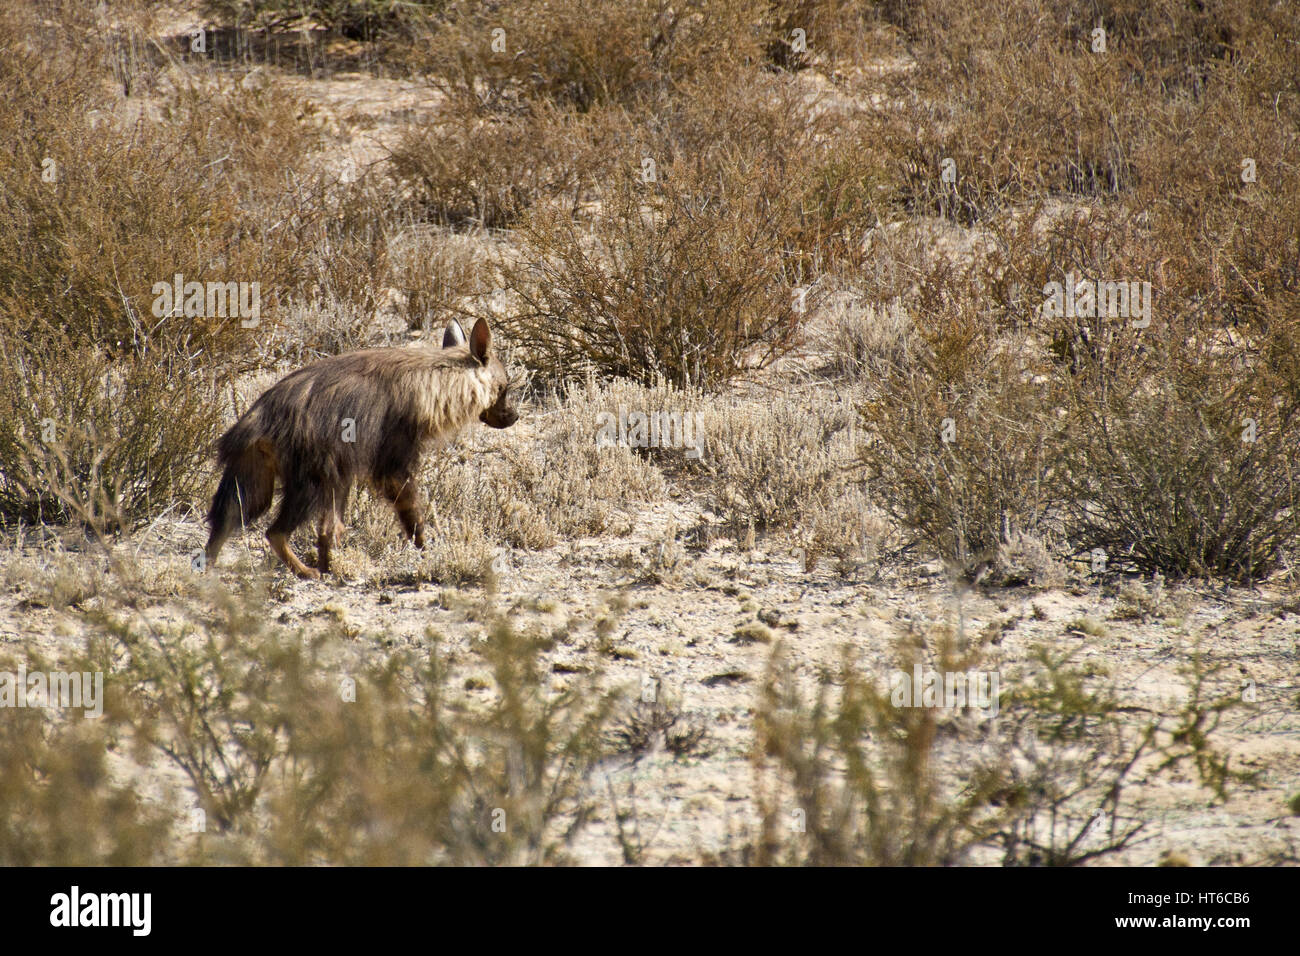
[205,424,278,568]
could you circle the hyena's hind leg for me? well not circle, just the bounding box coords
[377,475,425,549]
[315,483,351,575]
[205,439,277,568]
[266,475,324,580]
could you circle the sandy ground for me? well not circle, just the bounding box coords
[3,425,1297,865]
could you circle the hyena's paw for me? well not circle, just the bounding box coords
[268,532,321,580]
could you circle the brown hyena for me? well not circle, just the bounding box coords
[204,318,517,579]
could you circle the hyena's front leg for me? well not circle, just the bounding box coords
[379,477,425,549]
[267,531,319,580]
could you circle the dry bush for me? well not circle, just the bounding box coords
[972,183,1298,584]
[262,621,620,864]
[0,342,223,527]
[761,8,1296,597]
[700,390,857,537]
[397,40,880,384]
[475,67,880,387]
[0,5,348,525]
[878,0,1300,335]
[0,5,417,327]
[1112,575,1172,622]
[425,376,674,545]
[1051,0,1260,84]
[415,0,763,114]
[747,613,1241,866]
[796,483,898,579]
[874,12,1137,222]
[503,381,669,538]
[623,72,876,270]
[638,520,690,583]
[559,374,706,469]
[0,9,323,366]
[344,486,542,588]
[861,0,1300,396]
[281,173,408,342]
[0,543,105,612]
[763,0,880,71]
[405,516,500,587]
[423,448,558,552]
[811,293,918,381]
[383,228,494,332]
[319,448,552,587]
[871,0,1295,223]
[0,694,169,865]
[493,155,798,388]
[1129,87,1299,333]
[859,314,1060,570]
[386,102,615,230]
[73,563,622,864]
[201,0,442,40]
[93,591,287,834]
[1054,333,1300,583]
[609,693,709,760]
[268,297,394,362]
[981,530,1070,589]
[977,203,1160,361]
[856,234,1300,582]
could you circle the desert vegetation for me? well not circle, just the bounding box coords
[0,0,1296,865]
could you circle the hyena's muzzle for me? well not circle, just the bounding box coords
[480,389,518,429]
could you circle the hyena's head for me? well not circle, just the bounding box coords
[444,318,518,429]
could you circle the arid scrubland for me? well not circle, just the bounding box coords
[0,0,1297,866]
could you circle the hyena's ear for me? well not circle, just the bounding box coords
[469,318,491,364]
[442,319,467,349]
